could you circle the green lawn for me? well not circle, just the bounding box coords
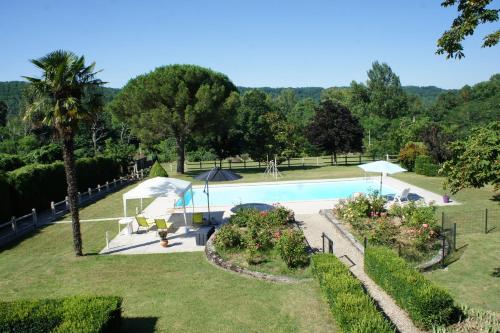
[393,173,500,313]
[0,183,336,333]
[1,165,498,332]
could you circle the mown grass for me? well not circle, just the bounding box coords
[0,182,336,333]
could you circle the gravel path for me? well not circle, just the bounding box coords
[297,213,423,333]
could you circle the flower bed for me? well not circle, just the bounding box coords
[213,205,311,278]
[333,192,441,263]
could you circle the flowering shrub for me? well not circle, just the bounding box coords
[229,208,260,227]
[214,224,243,250]
[334,195,440,261]
[276,229,309,268]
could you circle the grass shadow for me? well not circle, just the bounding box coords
[121,317,158,333]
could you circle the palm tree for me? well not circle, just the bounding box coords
[24,50,104,256]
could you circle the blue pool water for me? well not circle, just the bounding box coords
[179,179,395,208]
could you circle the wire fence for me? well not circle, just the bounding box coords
[441,208,499,260]
[184,153,399,171]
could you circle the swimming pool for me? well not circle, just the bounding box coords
[179,178,396,208]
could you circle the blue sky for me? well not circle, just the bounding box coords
[1,0,499,89]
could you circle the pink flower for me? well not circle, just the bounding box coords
[422,224,429,228]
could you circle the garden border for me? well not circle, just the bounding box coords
[319,209,449,271]
[204,231,310,283]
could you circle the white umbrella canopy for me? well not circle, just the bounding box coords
[358,161,407,194]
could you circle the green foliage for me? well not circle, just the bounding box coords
[0,172,12,221]
[229,208,260,227]
[109,64,238,173]
[365,247,457,329]
[186,148,217,162]
[414,155,439,177]
[306,100,364,160]
[23,143,63,164]
[276,229,309,268]
[0,295,122,333]
[437,0,499,59]
[6,157,122,217]
[311,254,394,332]
[149,161,168,178]
[214,224,243,250]
[0,153,25,171]
[398,142,427,171]
[442,122,499,193]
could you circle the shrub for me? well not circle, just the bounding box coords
[399,142,427,171]
[7,157,122,216]
[214,224,243,249]
[267,205,295,225]
[365,246,456,329]
[414,155,439,177]
[0,153,24,172]
[0,172,11,221]
[186,148,217,162]
[311,254,394,332]
[0,295,122,333]
[276,229,309,268]
[229,208,260,227]
[369,217,400,246]
[149,161,169,178]
[23,144,63,164]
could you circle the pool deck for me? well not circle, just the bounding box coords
[100,176,457,255]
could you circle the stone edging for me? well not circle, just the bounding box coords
[205,231,307,283]
[319,209,449,271]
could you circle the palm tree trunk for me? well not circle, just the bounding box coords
[61,135,83,256]
[176,136,185,174]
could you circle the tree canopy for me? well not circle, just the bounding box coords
[437,0,499,59]
[306,100,364,161]
[108,64,238,173]
[441,122,499,193]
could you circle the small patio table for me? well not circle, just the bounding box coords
[118,217,134,235]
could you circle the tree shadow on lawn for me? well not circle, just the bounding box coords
[121,317,158,333]
[491,268,500,278]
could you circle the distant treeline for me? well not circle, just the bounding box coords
[0,81,448,116]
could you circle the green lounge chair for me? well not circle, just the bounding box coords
[136,216,153,233]
[154,219,172,237]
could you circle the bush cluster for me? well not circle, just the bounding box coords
[276,229,309,268]
[311,254,394,332]
[364,246,457,329]
[1,156,122,221]
[218,205,308,269]
[0,153,24,172]
[0,295,122,333]
[398,142,427,171]
[414,155,440,177]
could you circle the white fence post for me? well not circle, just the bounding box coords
[78,192,82,204]
[11,216,17,234]
[88,188,92,197]
[106,181,109,191]
[65,196,69,209]
[32,208,37,227]
[97,184,101,192]
[51,201,56,218]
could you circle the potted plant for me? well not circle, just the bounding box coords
[158,230,169,247]
[442,194,450,203]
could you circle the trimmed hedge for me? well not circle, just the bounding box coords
[4,157,122,219]
[0,172,11,222]
[364,246,456,329]
[149,161,168,177]
[0,295,122,333]
[312,254,394,332]
[0,153,24,172]
[414,155,439,177]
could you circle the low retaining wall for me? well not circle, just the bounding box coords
[205,232,305,283]
[319,209,449,272]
